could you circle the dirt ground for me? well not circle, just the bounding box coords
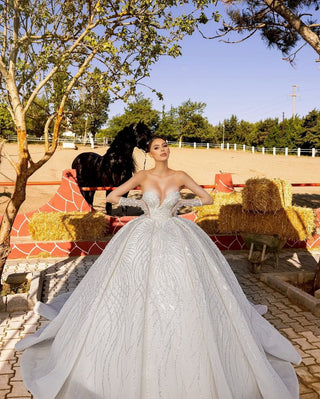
[0,142,320,215]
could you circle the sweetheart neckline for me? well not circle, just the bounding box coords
[142,190,180,206]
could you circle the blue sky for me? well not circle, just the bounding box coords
[108,23,320,126]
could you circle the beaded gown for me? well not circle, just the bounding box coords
[16,191,301,399]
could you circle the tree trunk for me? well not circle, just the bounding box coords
[0,112,63,285]
[0,171,28,286]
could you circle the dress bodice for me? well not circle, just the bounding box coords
[142,191,180,220]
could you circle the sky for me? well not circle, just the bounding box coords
[107,19,320,126]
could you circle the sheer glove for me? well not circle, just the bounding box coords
[171,198,202,216]
[119,197,150,216]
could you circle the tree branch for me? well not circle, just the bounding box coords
[262,0,320,58]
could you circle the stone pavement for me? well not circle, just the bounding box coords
[0,250,320,398]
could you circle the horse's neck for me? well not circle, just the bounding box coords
[105,142,135,158]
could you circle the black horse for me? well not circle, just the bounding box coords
[72,122,153,214]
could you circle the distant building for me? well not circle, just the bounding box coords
[62,130,75,139]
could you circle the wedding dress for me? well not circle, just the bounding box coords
[16,191,301,399]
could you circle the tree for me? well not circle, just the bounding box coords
[101,93,160,139]
[201,0,320,62]
[296,109,320,148]
[175,99,214,142]
[156,106,180,140]
[223,115,239,143]
[238,120,255,145]
[281,117,303,148]
[0,0,215,280]
[249,117,280,146]
[70,69,110,140]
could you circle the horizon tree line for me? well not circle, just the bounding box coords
[1,93,319,149]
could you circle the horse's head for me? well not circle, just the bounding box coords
[132,121,153,152]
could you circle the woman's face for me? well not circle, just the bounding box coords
[148,138,170,161]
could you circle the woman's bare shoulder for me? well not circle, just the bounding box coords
[174,170,190,180]
[135,170,148,176]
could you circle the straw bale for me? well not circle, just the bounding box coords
[242,178,292,213]
[196,215,220,235]
[29,211,108,241]
[218,204,315,240]
[195,192,242,234]
[194,191,242,220]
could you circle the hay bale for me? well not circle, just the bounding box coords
[196,215,220,235]
[195,191,242,234]
[242,178,292,213]
[194,191,242,220]
[218,204,315,240]
[29,211,108,241]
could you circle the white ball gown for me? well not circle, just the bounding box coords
[16,191,301,399]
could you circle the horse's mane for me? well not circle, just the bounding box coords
[103,123,137,172]
[108,124,137,151]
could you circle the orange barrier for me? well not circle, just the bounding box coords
[214,173,234,193]
[2,170,320,259]
[80,183,320,191]
[1,182,320,189]
[0,181,61,186]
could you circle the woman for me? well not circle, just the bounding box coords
[16,137,301,398]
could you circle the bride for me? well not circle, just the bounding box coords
[16,136,301,398]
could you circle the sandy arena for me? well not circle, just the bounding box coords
[0,142,319,214]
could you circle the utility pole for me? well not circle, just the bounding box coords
[289,85,299,120]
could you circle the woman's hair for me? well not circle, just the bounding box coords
[146,136,166,152]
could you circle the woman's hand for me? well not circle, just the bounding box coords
[119,197,150,216]
[171,198,202,216]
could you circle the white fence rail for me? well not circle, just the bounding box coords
[5,135,319,157]
[167,141,319,158]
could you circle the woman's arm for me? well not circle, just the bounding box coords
[106,171,146,204]
[177,171,213,205]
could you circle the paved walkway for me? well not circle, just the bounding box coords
[0,250,320,398]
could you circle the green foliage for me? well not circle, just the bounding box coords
[69,69,110,137]
[0,0,216,135]
[99,94,160,138]
[296,109,320,148]
[158,99,216,141]
[212,0,320,59]
[101,92,320,148]
[0,104,14,138]
[25,96,50,137]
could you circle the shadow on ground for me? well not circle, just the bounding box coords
[293,193,320,209]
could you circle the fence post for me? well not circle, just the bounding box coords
[273,147,276,156]
[262,147,265,154]
[194,142,196,149]
[312,148,316,157]
[227,143,230,150]
[221,143,224,150]
[252,146,255,154]
[207,143,209,149]
[234,144,237,151]
[179,141,182,148]
[243,145,246,152]
[297,148,301,157]
[285,147,288,156]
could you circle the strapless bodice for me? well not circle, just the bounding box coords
[142,191,180,220]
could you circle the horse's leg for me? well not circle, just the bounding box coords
[82,189,95,207]
[105,190,113,215]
